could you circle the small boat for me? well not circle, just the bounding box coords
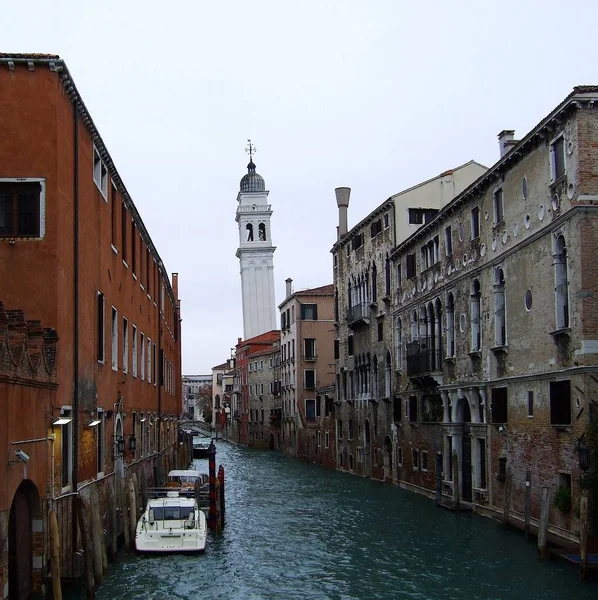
[193,435,211,459]
[135,470,207,553]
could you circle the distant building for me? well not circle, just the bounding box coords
[278,280,335,461]
[182,374,212,420]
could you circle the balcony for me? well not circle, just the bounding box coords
[303,354,317,362]
[406,337,442,377]
[346,302,370,329]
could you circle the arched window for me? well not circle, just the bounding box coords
[373,355,378,399]
[494,268,506,346]
[435,298,442,370]
[446,293,455,357]
[347,281,352,310]
[385,350,391,397]
[371,262,377,302]
[334,291,339,323]
[246,223,253,242]
[411,310,418,341]
[471,279,481,351]
[554,235,569,329]
[396,318,403,371]
[258,223,266,241]
[385,254,391,296]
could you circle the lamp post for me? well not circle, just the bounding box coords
[578,434,590,580]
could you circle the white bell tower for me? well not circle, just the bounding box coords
[236,141,277,339]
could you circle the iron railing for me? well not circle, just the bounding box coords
[406,336,442,376]
[346,302,370,327]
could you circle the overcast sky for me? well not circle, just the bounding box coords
[4,0,597,373]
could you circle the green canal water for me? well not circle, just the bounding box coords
[88,442,595,600]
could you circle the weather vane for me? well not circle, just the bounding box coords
[245,139,257,162]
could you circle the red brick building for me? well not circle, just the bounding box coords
[233,331,280,445]
[0,53,182,595]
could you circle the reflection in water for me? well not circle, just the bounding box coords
[87,443,595,600]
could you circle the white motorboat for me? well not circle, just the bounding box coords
[135,470,208,553]
[193,435,211,458]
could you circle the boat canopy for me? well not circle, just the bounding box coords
[167,470,203,480]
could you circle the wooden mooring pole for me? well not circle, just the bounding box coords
[538,486,552,559]
[76,497,95,598]
[524,470,531,540]
[218,465,225,529]
[452,450,460,511]
[503,469,512,530]
[208,441,217,531]
[49,509,62,600]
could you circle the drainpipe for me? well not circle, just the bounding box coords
[72,101,80,553]
[158,272,162,456]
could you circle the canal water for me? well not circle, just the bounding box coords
[89,442,595,600]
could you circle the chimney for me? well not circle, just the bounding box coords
[498,130,515,158]
[335,187,351,239]
[285,278,293,298]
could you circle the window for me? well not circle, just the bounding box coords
[111,184,117,248]
[258,222,266,241]
[491,387,508,423]
[396,263,402,286]
[554,235,570,329]
[147,338,152,384]
[60,409,72,487]
[478,439,487,488]
[351,233,363,250]
[140,333,145,380]
[446,292,455,357]
[498,457,507,480]
[393,395,402,422]
[301,303,318,320]
[412,449,420,470]
[122,317,129,373]
[371,263,377,302]
[493,188,504,224]
[306,399,316,421]
[304,338,316,360]
[550,135,566,181]
[445,226,452,256]
[334,339,340,360]
[96,414,105,474]
[494,269,506,346]
[408,208,422,224]
[550,380,571,425]
[97,292,105,362]
[346,244,350,257]
[131,220,137,275]
[527,390,534,417]
[348,335,354,356]
[406,253,416,279]
[0,181,42,237]
[397,446,403,466]
[348,419,354,440]
[471,206,480,239]
[338,419,343,439]
[370,219,382,238]
[422,450,428,471]
[111,307,118,370]
[333,253,338,268]
[396,319,403,370]
[93,147,108,198]
[383,213,389,229]
[471,279,481,351]
[385,256,391,296]
[409,395,418,422]
[121,203,128,265]
[146,249,151,296]
[132,325,138,377]
[305,369,316,390]
[377,321,383,342]
[325,431,330,448]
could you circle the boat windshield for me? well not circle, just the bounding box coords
[151,506,194,521]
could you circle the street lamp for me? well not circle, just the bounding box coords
[129,435,137,453]
[116,437,125,456]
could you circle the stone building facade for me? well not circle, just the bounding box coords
[279,281,335,460]
[390,86,598,540]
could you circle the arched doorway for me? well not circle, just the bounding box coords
[269,432,275,450]
[454,396,473,503]
[9,480,41,599]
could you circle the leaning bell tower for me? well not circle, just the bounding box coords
[236,140,277,339]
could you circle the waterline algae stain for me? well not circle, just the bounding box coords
[86,443,595,600]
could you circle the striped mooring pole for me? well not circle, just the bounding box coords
[208,440,217,531]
